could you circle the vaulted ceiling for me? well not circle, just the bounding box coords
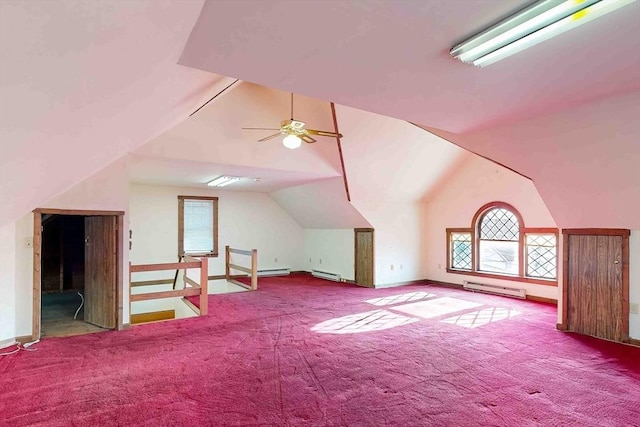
[1,0,639,229]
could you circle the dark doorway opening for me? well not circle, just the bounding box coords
[40,214,102,337]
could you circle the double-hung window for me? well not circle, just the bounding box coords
[178,196,218,257]
[446,202,557,285]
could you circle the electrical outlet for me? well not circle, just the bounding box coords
[390,264,394,271]
[438,263,442,270]
[631,303,639,315]
[274,257,278,263]
[309,258,312,263]
[400,264,403,270]
[319,259,322,264]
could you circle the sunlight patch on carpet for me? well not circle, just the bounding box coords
[365,291,436,307]
[440,307,521,329]
[389,297,482,319]
[311,309,418,334]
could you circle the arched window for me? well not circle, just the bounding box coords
[477,206,520,275]
[446,202,558,285]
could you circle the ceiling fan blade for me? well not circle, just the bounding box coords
[301,134,317,143]
[243,127,281,131]
[258,133,282,142]
[306,129,343,138]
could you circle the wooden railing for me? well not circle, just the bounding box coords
[225,246,258,290]
[129,256,208,316]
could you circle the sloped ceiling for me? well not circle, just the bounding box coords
[2,0,639,231]
[177,0,640,229]
[422,92,640,229]
[0,0,223,226]
[335,105,466,202]
[271,178,370,229]
[133,82,343,184]
[180,0,640,133]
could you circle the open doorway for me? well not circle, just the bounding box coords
[33,209,124,339]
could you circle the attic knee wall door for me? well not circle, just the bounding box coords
[355,228,374,287]
[565,230,629,342]
[84,216,117,329]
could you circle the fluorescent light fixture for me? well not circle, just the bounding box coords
[451,0,636,67]
[282,134,302,149]
[207,176,241,187]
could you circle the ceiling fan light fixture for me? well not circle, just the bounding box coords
[207,176,242,187]
[450,0,636,68]
[282,134,302,149]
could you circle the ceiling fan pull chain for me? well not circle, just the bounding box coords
[290,92,294,120]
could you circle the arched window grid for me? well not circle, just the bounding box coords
[446,201,558,286]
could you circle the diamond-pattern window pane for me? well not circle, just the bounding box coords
[451,232,472,270]
[480,208,519,241]
[526,234,557,279]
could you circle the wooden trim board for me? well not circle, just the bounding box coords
[131,310,175,325]
[34,208,125,216]
[131,279,175,287]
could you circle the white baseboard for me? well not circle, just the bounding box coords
[374,279,429,289]
[0,338,17,350]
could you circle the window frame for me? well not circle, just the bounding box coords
[178,195,219,258]
[446,201,558,286]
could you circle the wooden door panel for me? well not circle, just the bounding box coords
[566,231,627,343]
[85,216,116,329]
[355,229,374,287]
[581,236,598,336]
[596,235,623,341]
[568,235,598,335]
[608,236,623,341]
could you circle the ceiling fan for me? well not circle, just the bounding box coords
[243,93,343,149]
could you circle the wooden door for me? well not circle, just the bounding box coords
[85,216,117,328]
[355,228,374,287]
[565,230,628,342]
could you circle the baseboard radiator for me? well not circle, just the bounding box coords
[463,280,526,299]
[256,268,290,277]
[312,269,341,282]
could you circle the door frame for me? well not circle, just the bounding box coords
[354,228,375,287]
[33,208,125,339]
[560,228,630,342]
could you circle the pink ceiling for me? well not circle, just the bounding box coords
[129,155,333,193]
[133,82,344,183]
[271,178,370,229]
[335,104,466,202]
[178,0,640,230]
[425,92,640,229]
[2,0,639,232]
[0,0,222,226]
[180,0,640,133]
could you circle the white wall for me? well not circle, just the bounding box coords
[0,222,17,343]
[303,229,355,281]
[11,158,130,337]
[352,200,425,286]
[421,154,559,300]
[129,184,304,281]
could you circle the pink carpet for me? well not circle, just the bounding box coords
[1,274,639,426]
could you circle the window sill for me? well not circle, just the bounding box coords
[182,253,219,258]
[446,268,557,286]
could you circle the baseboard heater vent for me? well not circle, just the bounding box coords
[256,268,290,277]
[463,280,526,299]
[312,269,341,282]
